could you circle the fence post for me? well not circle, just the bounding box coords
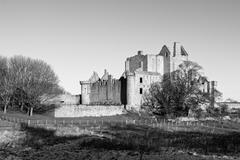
[175,122,177,131]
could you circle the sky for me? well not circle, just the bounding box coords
[0,0,240,101]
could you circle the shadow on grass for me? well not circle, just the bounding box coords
[20,123,140,151]
[18,123,147,160]
[106,123,240,156]
[18,122,240,159]
[20,123,80,149]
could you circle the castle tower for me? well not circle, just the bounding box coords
[80,81,90,104]
[171,42,188,72]
[159,45,171,75]
[126,71,135,106]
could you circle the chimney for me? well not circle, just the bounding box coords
[173,42,181,57]
[173,42,176,57]
[138,50,143,55]
[104,69,107,74]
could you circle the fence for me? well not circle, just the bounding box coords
[0,114,240,134]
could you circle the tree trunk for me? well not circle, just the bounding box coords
[3,104,7,114]
[20,103,24,111]
[27,108,30,115]
[139,151,143,160]
[29,107,33,116]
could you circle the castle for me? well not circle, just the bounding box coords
[80,42,188,109]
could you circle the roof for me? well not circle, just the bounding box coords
[181,46,188,56]
[88,71,100,83]
[159,45,171,56]
[101,69,109,80]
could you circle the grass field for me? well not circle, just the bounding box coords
[1,122,240,160]
[1,110,240,134]
[1,111,240,159]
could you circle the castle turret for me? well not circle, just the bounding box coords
[171,42,188,72]
[159,45,171,75]
[126,71,135,106]
[80,81,90,104]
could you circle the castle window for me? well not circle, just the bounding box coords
[140,77,143,83]
[140,88,143,94]
[165,52,168,57]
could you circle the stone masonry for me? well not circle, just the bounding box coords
[80,42,188,109]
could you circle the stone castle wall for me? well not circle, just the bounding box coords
[89,79,122,105]
[42,94,80,105]
[54,105,125,117]
[79,43,188,109]
[126,52,147,72]
[127,71,162,106]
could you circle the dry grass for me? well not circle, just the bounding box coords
[1,111,240,159]
[1,121,240,160]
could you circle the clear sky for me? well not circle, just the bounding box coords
[0,0,239,101]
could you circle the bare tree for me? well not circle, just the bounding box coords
[9,55,63,116]
[0,56,14,113]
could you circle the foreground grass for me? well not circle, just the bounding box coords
[0,110,152,122]
[1,121,240,160]
[1,110,240,159]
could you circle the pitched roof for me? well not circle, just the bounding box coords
[101,69,109,80]
[88,71,100,83]
[159,45,171,56]
[181,46,188,56]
